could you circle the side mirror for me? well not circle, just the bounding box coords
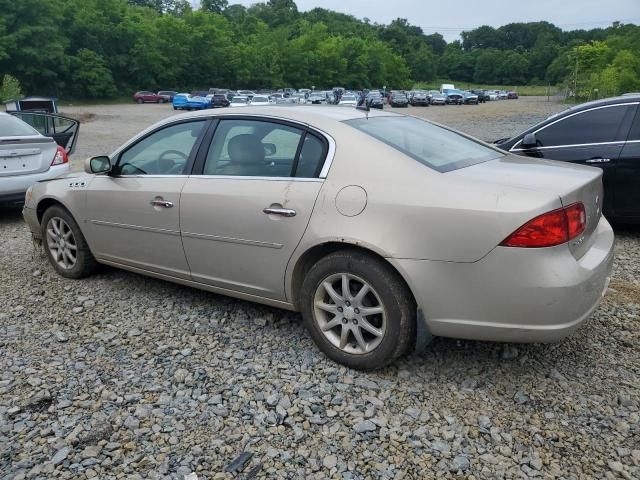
[263,143,277,156]
[85,155,112,174]
[521,133,538,149]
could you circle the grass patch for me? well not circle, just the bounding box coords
[57,96,133,106]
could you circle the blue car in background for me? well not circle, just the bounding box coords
[172,94,210,111]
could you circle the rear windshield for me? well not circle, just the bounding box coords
[0,114,40,137]
[344,116,503,173]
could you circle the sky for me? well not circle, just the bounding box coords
[227,0,640,41]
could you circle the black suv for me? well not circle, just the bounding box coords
[471,89,489,103]
[210,94,230,108]
[496,95,640,223]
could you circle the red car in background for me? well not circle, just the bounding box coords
[507,91,519,99]
[133,91,162,103]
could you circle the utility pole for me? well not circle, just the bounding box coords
[573,46,579,100]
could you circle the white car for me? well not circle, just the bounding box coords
[230,96,249,107]
[488,90,499,101]
[249,96,271,106]
[339,95,358,106]
[0,112,77,204]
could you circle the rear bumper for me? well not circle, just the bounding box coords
[0,163,71,203]
[390,216,615,343]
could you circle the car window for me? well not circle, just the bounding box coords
[345,116,503,173]
[0,114,40,136]
[535,105,633,147]
[296,134,326,177]
[117,120,205,175]
[203,119,305,177]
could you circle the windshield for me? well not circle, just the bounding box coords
[0,114,40,137]
[344,116,503,173]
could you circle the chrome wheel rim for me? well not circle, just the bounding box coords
[46,217,77,270]
[313,273,387,355]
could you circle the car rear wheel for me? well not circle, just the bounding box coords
[300,250,416,370]
[42,206,97,279]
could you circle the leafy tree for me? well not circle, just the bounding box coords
[201,0,228,14]
[0,74,23,101]
[69,49,117,98]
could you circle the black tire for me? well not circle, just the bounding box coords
[41,206,97,279]
[300,250,416,370]
[136,99,143,104]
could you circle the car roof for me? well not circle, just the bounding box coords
[160,106,399,132]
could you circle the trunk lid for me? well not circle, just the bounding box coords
[449,154,604,259]
[0,136,56,177]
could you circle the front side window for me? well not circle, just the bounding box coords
[117,120,205,175]
[535,105,633,147]
[345,116,503,173]
[202,119,326,178]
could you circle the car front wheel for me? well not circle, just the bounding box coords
[42,206,97,279]
[301,250,416,370]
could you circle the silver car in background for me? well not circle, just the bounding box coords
[22,107,614,369]
[1,112,78,204]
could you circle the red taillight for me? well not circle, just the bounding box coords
[500,202,586,248]
[51,145,68,166]
[565,202,586,239]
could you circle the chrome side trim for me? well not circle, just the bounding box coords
[112,174,189,179]
[187,175,322,182]
[511,140,626,152]
[510,103,638,151]
[181,231,283,249]
[90,220,180,236]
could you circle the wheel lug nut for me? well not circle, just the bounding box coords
[345,301,351,306]
[354,308,360,314]
[337,307,343,312]
[342,318,347,324]
[352,319,358,325]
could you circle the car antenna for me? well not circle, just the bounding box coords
[356,103,370,120]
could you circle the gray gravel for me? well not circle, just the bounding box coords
[1,98,639,479]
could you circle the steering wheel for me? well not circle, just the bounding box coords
[159,150,189,162]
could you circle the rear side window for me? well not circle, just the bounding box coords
[535,105,633,147]
[345,116,503,173]
[0,114,40,136]
[296,134,326,177]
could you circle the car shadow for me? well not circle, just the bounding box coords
[0,204,24,225]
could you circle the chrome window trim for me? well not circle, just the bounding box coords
[510,102,639,151]
[110,113,337,179]
[187,175,323,183]
[511,140,626,152]
[111,174,189,179]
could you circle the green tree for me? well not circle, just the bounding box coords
[69,49,117,98]
[201,0,228,14]
[0,74,23,101]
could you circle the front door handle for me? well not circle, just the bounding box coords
[263,205,296,217]
[586,158,611,164]
[150,199,174,208]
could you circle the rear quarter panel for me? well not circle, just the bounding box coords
[286,123,561,298]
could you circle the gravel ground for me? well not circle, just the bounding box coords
[1,97,639,480]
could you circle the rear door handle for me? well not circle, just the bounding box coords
[263,206,296,217]
[150,199,174,208]
[586,158,611,164]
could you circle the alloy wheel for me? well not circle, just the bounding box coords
[313,273,387,355]
[46,217,77,270]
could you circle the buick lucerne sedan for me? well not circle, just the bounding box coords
[23,107,614,369]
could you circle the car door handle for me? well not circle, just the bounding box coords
[150,199,174,208]
[263,206,296,217]
[586,158,611,163]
